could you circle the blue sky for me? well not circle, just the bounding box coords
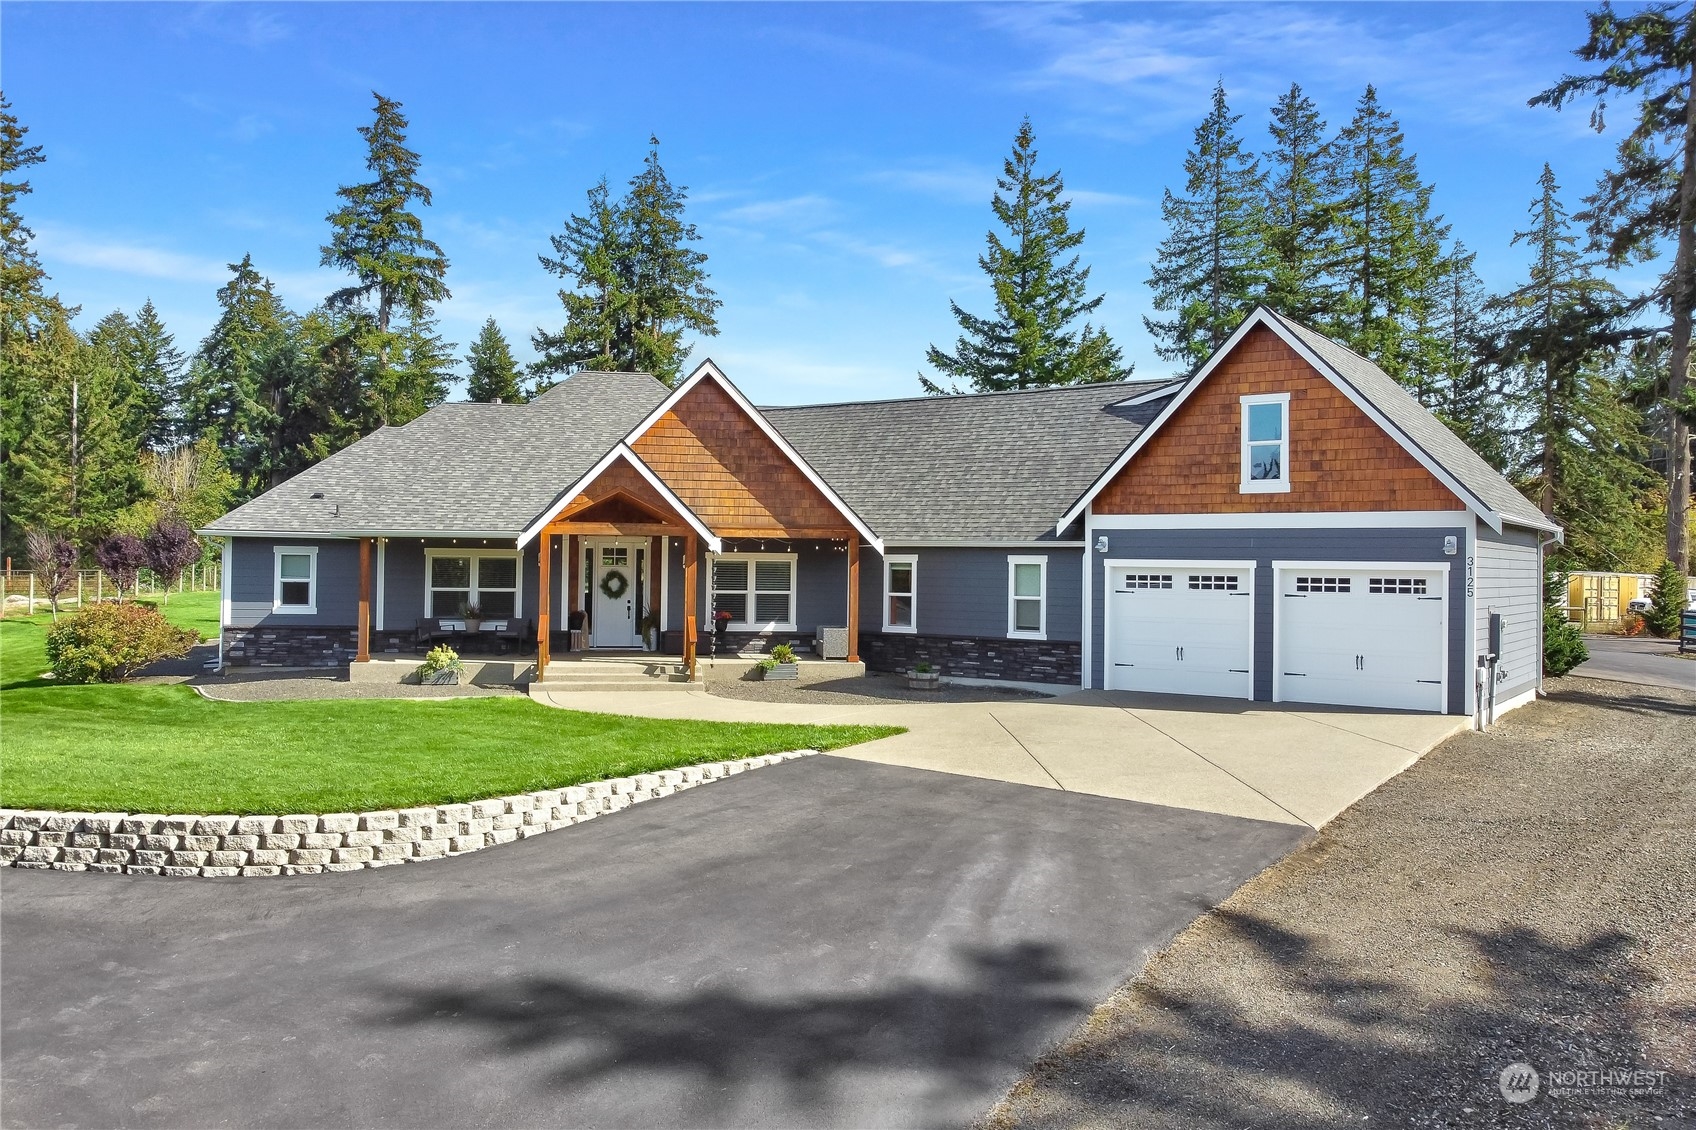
[6,2,1639,404]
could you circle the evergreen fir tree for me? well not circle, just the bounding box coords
[128,300,187,448]
[535,142,719,387]
[1145,83,1267,373]
[1420,242,1508,468]
[1488,164,1648,563]
[321,92,449,338]
[534,177,629,377]
[621,137,720,385]
[180,255,290,491]
[465,318,525,402]
[1327,85,1451,385]
[926,117,1126,392]
[1261,83,1338,325]
[381,316,456,423]
[1534,1,1696,569]
[0,91,49,347]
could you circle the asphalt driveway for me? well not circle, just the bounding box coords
[1574,634,1696,691]
[1,757,1308,1129]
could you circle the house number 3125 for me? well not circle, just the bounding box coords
[1466,556,1475,599]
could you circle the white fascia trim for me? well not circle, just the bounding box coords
[517,445,721,552]
[1055,308,1506,534]
[1115,380,1188,406]
[1089,511,1474,530]
[623,361,884,554]
[1105,558,1259,572]
[1081,510,1094,690]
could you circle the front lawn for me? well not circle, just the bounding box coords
[0,611,900,814]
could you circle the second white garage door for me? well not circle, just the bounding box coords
[1275,565,1447,713]
[1106,562,1254,699]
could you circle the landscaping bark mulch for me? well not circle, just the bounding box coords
[983,677,1696,1129]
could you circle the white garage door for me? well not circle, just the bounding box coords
[1106,564,1254,700]
[1276,567,1446,712]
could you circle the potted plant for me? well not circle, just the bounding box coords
[906,660,941,691]
[712,609,733,655]
[418,645,464,685]
[759,643,799,681]
[461,604,483,633]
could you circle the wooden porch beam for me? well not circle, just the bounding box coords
[544,522,692,538]
[846,537,860,664]
[356,537,372,663]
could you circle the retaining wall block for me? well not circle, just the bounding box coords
[318,814,358,834]
[35,832,67,847]
[0,830,30,847]
[193,817,238,836]
[397,807,437,828]
[276,815,316,835]
[233,816,275,835]
[342,830,384,848]
[200,866,240,878]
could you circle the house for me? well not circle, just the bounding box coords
[203,307,1560,720]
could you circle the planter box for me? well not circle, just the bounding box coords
[762,663,799,681]
[420,669,460,686]
[905,671,942,691]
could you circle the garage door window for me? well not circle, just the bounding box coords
[1295,576,1351,593]
[1122,573,1173,590]
[1369,577,1428,595]
[1240,393,1291,494]
[1189,574,1239,590]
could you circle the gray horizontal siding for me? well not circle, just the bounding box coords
[1090,526,1470,714]
[228,537,360,627]
[857,546,1084,642]
[1475,523,1543,702]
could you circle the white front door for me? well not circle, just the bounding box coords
[589,542,640,648]
[1276,567,1446,712]
[1106,564,1255,700]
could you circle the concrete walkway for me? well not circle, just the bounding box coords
[531,685,1469,829]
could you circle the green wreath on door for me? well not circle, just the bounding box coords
[598,569,630,600]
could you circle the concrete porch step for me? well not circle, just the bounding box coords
[528,678,699,696]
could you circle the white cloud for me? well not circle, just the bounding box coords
[35,225,230,285]
[715,194,840,228]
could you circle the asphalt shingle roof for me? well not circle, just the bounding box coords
[1264,310,1556,531]
[203,369,671,537]
[765,382,1172,542]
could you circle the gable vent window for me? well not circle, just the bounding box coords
[1369,577,1428,595]
[1295,576,1350,593]
[1240,393,1292,494]
[1188,574,1240,591]
[1123,574,1174,590]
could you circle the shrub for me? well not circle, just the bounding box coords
[1643,558,1688,639]
[45,601,197,683]
[418,645,463,679]
[1619,612,1646,637]
[1543,603,1589,677]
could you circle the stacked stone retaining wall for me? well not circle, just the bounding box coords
[1,750,816,878]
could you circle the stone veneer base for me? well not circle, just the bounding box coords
[861,632,1080,686]
[0,750,816,879]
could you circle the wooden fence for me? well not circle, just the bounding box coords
[0,563,222,616]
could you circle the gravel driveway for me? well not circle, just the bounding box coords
[984,677,1696,1129]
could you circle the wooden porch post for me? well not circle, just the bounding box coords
[356,537,372,663]
[682,534,698,679]
[846,536,860,664]
[537,532,552,681]
[648,535,662,649]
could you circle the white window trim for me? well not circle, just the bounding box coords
[708,551,799,632]
[1007,555,1048,640]
[1240,392,1292,494]
[883,553,918,634]
[272,545,318,615]
[424,548,525,620]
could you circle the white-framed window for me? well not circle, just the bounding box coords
[425,550,523,619]
[883,554,917,633]
[272,546,318,614]
[709,553,797,630]
[1007,555,1047,639]
[1240,392,1292,494]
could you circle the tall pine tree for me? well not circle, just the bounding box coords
[1145,82,1267,373]
[465,317,525,402]
[1533,1,1696,568]
[1419,242,1508,467]
[321,92,452,423]
[1327,85,1452,386]
[0,91,49,348]
[1261,83,1338,326]
[535,140,719,387]
[1488,165,1643,553]
[925,117,1126,392]
[180,255,291,493]
[129,300,187,448]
